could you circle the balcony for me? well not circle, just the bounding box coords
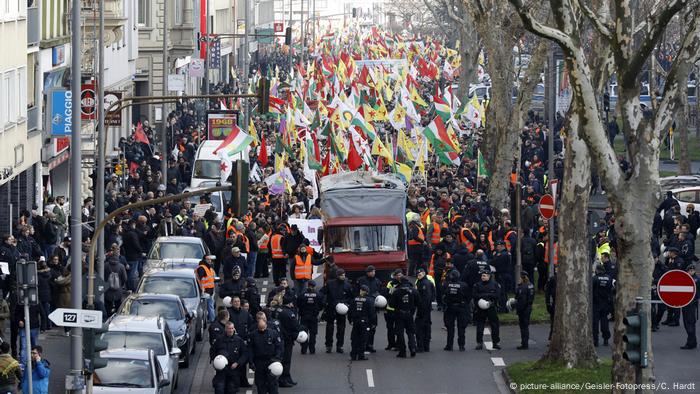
[27,6,39,45]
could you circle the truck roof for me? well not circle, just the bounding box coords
[319,172,405,193]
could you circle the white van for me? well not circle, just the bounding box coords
[190,140,249,188]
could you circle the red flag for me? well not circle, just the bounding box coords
[312,134,321,163]
[347,138,363,171]
[321,152,330,176]
[259,133,268,167]
[134,122,150,145]
[129,161,140,176]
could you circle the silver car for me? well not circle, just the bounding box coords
[145,236,214,271]
[92,348,171,393]
[101,316,180,390]
[137,268,209,341]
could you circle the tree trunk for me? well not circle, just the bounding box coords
[677,66,692,175]
[541,108,598,368]
[459,25,478,99]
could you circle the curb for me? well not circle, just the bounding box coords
[501,368,518,394]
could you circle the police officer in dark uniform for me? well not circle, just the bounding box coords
[514,271,535,349]
[209,308,230,360]
[356,265,382,352]
[490,241,512,312]
[663,247,684,326]
[320,268,353,354]
[390,277,418,358]
[349,285,377,361]
[442,270,469,351]
[249,317,283,394]
[243,277,262,316]
[544,266,558,340]
[297,280,324,354]
[211,322,248,394]
[473,269,501,350]
[383,269,403,350]
[651,255,669,331]
[681,264,699,349]
[591,264,613,346]
[226,296,254,388]
[415,268,435,353]
[277,293,302,387]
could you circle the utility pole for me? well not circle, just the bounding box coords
[312,0,316,49]
[300,0,304,66]
[288,0,293,77]
[243,0,249,129]
[204,0,210,95]
[161,0,169,189]
[547,45,555,276]
[68,0,84,391]
[96,0,105,305]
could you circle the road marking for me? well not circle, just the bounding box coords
[484,327,491,335]
[260,294,266,304]
[263,280,268,285]
[313,265,322,279]
[658,285,695,292]
[491,357,506,366]
[485,341,493,350]
[245,390,252,394]
[366,369,375,388]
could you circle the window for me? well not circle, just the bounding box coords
[7,71,17,122]
[137,0,149,26]
[18,67,26,119]
[174,0,183,25]
[326,225,403,253]
[26,54,35,108]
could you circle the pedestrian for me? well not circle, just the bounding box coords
[349,285,376,361]
[490,240,512,311]
[269,226,288,285]
[681,264,699,349]
[0,292,9,341]
[104,252,127,316]
[414,268,435,352]
[223,247,247,281]
[0,342,21,394]
[320,268,353,354]
[390,277,418,358]
[277,293,302,387]
[195,256,216,323]
[209,308,229,360]
[356,266,381,352]
[220,266,245,300]
[297,280,324,355]
[16,302,40,365]
[591,264,613,347]
[36,260,52,332]
[545,266,558,340]
[242,277,262,316]
[54,267,72,336]
[428,244,449,310]
[407,217,426,276]
[291,244,321,292]
[122,220,143,291]
[211,322,248,394]
[248,315,283,394]
[473,269,501,350]
[442,270,469,351]
[515,271,535,349]
[383,269,402,351]
[21,345,50,394]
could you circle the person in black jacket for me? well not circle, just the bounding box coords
[249,317,283,394]
[211,322,248,394]
[544,266,558,340]
[227,295,254,388]
[390,277,418,358]
[276,294,302,387]
[442,270,469,351]
[356,266,381,352]
[520,231,537,281]
[514,271,535,349]
[104,254,128,316]
[681,264,699,349]
[242,277,262,317]
[220,266,246,300]
[36,260,53,332]
[297,280,324,355]
[490,241,512,312]
[209,309,229,360]
[320,269,353,354]
[591,264,613,347]
[414,268,435,352]
[349,285,376,361]
[121,221,143,291]
[473,270,501,350]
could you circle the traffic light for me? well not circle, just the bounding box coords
[258,77,270,114]
[285,27,292,46]
[622,311,648,368]
[603,92,610,113]
[226,160,249,217]
[352,8,357,18]
[83,323,109,374]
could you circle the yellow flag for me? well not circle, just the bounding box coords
[396,161,413,183]
[416,141,426,174]
[397,130,416,161]
[274,154,284,173]
[446,124,461,153]
[371,137,394,165]
[409,86,428,107]
[318,101,328,117]
[375,100,389,121]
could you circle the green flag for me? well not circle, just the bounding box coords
[477,149,490,178]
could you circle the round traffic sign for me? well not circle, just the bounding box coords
[538,194,555,220]
[657,269,697,308]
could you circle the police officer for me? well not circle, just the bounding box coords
[390,277,418,358]
[415,268,435,353]
[209,308,230,360]
[211,322,248,394]
[544,266,558,340]
[243,277,262,316]
[490,241,512,312]
[514,271,535,349]
[681,264,699,349]
[591,264,613,346]
[277,293,302,387]
[320,268,353,354]
[249,316,283,394]
[663,247,684,326]
[442,270,469,351]
[297,280,325,354]
[473,270,501,350]
[349,285,376,361]
[383,269,403,351]
[651,255,669,331]
[357,265,382,352]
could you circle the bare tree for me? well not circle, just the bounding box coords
[508,0,700,390]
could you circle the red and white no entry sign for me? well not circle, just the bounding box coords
[658,269,697,308]
[538,194,555,220]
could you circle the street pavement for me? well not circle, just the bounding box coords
[38,271,700,393]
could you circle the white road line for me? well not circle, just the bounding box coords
[312,266,322,279]
[491,357,506,367]
[658,285,695,292]
[263,280,268,285]
[245,390,252,394]
[485,341,493,350]
[366,369,375,388]
[484,328,491,335]
[261,294,266,304]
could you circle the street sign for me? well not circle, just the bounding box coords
[274,22,284,33]
[104,91,123,126]
[81,83,97,120]
[49,308,103,329]
[538,194,555,219]
[657,270,697,308]
[47,88,73,136]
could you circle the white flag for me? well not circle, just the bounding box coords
[219,151,232,183]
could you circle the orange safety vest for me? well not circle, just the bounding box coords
[430,222,442,245]
[196,265,215,290]
[544,242,559,265]
[259,231,271,252]
[504,230,516,251]
[271,234,285,259]
[408,226,425,246]
[459,228,475,253]
[428,252,450,278]
[487,232,494,251]
[421,209,431,227]
[294,254,313,280]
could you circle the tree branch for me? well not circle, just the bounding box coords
[576,0,612,41]
[507,0,577,53]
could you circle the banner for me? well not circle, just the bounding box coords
[287,219,323,251]
[189,58,205,78]
[207,111,239,140]
[47,89,73,136]
[104,91,123,126]
[80,83,97,120]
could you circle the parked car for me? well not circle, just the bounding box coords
[117,294,195,367]
[92,349,172,393]
[99,316,179,391]
[660,175,700,191]
[670,186,700,216]
[145,236,214,271]
[137,268,209,341]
